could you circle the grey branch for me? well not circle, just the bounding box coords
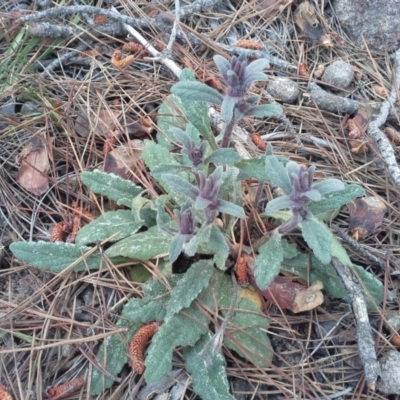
[307,82,359,114]
[366,49,400,192]
[331,258,380,391]
[16,5,149,29]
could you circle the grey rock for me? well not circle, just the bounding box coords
[378,350,400,394]
[268,78,299,104]
[321,61,354,90]
[332,0,400,52]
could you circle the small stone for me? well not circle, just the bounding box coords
[321,61,354,90]
[268,78,299,104]
[378,350,400,394]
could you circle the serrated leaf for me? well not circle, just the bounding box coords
[106,226,171,260]
[10,241,101,272]
[80,170,142,208]
[307,184,365,215]
[76,210,143,245]
[254,232,283,289]
[90,318,139,395]
[166,259,214,318]
[224,297,272,367]
[144,302,209,382]
[299,218,332,264]
[265,155,292,194]
[204,148,241,165]
[184,332,235,400]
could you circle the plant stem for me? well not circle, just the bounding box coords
[220,114,236,148]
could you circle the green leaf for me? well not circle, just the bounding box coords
[281,239,298,259]
[142,141,188,204]
[106,226,171,260]
[254,232,283,289]
[217,199,245,218]
[166,259,214,318]
[168,234,186,263]
[204,148,241,165]
[299,218,332,264]
[208,226,230,270]
[307,184,365,215]
[185,225,212,256]
[184,332,235,400]
[80,170,142,208]
[171,81,224,105]
[236,156,267,181]
[162,174,198,200]
[76,210,143,245]
[90,318,139,395]
[265,155,292,194]
[144,302,209,382]
[244,103,283,118]
[224,297,272,367]
[10,241,101,272]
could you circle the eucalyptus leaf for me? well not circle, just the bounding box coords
[254,231,283,289]
[76,210,143,245]
[10,241,101,272]
[80,170,142,208]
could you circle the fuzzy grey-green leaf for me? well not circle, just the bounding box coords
[265,155,292,194]
[106,226,171,260]
[90,318,139,395]
[10,241,101,272]
[299,218,332,264]
[184,333,235,400]
[254,232,283,289]
[144,302,209,382]
[166,259,214,318]
[76,210,143,245]
[80,170,142,208]
[224,297,272,367]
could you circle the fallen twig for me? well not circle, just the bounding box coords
[331,258,380,391]
[332,226,387,271]
[366,49,400,192]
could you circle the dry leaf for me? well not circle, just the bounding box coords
[16,136,53,196]
[348,196,387,240]
[348,139,369,154]
[111,50,134,69]
[346,104,372,139]
[103,139,144,178]
[294,1,333,46]
[258,276,323,313]
[250,133,267,151]
[239,286,263,309]
[121,42,151,57]
[0,385,13,400]
[384,126,400,144]
[75,107,121,137]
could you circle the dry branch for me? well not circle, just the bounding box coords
[331,258,380,391]
[366,49,400,192]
